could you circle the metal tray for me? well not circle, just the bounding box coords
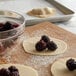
[26,0,74,25]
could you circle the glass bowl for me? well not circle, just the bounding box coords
[0,10,25,55]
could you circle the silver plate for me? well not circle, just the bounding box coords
[26,0,74,25]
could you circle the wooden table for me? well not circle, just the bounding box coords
[0,22,76,76]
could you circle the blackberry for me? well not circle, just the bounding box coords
[10,71,19,76]
[0,23,3,27]
[0,23,4,31]
[66,59,76,71]
[0,23,4,30]
[41,35,50,43]
[47,41,57,51]
[35,40,46,51]
[0,68,10,76]
[3,22,13,31]
[8,66,18,72]
[13,24,19,28]
[73,62,76,68]
[0,43,5,53]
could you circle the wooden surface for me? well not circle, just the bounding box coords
[0,22,76,76]
[25,22,76,57]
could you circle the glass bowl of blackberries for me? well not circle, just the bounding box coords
[0,10,25,55]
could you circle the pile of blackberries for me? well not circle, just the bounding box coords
[66,58,76,71]
[0,66,19,76]
[0,21,19,32]
[35,35,58,51]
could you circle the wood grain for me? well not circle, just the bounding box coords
[0,22,76,76]
[25,22,76,56]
